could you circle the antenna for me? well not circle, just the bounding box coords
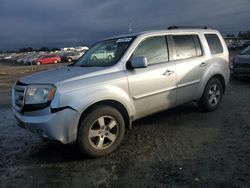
[129,23,132,34]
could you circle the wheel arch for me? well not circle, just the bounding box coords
[77,99,132,135]
[210,74,226,93]
[200,67,228,96]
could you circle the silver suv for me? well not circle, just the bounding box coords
[12,27,229,157]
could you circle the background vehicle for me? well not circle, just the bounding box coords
[12,27,229,157]
[24,53,40,64]
[225,37,243,50]
[61,52,84,62]
[243,41,250,49]
[33,54,61,65]
[90,48,114,61]
[231,46,250,78]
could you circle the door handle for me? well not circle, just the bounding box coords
[200,62,207,67]
[163,70,174,76]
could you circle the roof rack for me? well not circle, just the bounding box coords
[168,26,211,30]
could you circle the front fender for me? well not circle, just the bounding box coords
[52,85,134,118]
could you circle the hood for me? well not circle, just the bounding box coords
[19,66,108,84]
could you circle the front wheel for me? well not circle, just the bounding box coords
[198,78,223,111]
[78,106,125,157]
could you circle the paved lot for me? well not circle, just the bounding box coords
[0,62,250,187]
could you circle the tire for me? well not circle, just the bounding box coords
[78,105,125,157]
[67,58,73,62]
[36,62,41,65]
[54,60,58,64]
[198,78,223,111]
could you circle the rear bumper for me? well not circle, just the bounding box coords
[12,107,81,144]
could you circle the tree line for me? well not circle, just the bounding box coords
[18,47,60,53]
[226,30,250,39]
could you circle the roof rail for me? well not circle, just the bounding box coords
[168,26,211,30]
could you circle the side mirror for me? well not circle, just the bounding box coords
[131,56,148,68]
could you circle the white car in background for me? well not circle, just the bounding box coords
[91,49,115,61]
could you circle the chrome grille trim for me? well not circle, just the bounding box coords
[13,81,27,111]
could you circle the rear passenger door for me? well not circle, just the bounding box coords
[170,34,206,104]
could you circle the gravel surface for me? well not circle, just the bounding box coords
[0,62,250,187]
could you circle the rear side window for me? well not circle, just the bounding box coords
[172,35,202,60]
[133,36,168,65]
[205,34,223,54]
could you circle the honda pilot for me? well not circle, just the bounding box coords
[12,26,230,157]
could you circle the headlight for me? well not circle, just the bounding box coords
[25,85,56,105]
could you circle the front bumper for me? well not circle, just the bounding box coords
[12,107,81,144]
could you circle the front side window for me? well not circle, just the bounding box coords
[74,37,134,67]
[133,36,168,65]
[172,35,200,60]
[205,34,223,55]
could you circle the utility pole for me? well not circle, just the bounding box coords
[129,23,132,34]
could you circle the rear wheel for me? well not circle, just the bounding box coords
[78,105,125,157]
[36,61,41,65]
[198,78,223,111]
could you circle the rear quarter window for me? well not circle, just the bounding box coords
[205,34,223,55]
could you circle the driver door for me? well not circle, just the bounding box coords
[126,35,177,119]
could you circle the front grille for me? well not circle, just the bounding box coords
[14,81,27,109]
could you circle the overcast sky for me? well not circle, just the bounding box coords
[0,0,249,50]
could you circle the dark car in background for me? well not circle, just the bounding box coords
[243,41,250,49]
[231,46,250,78]
[33,54,61,65]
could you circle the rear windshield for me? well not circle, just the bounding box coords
[205,34,223,55]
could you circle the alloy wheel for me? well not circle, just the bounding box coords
[208,83,221,106]
[88,116,119,150]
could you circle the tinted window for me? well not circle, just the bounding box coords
[172,35,200,60]
[133,36,168,65]
[205,34,223,54]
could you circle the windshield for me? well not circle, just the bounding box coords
[74,37,134,67]
[241,46,250,55]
